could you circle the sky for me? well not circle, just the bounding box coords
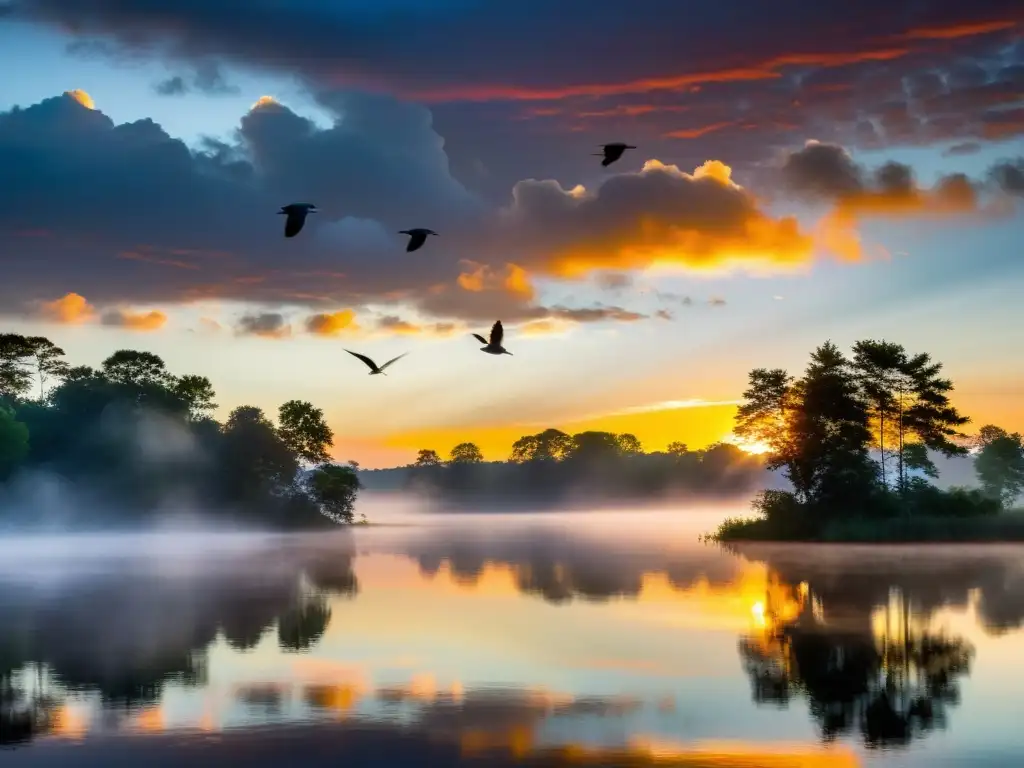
[0,0,1023,468]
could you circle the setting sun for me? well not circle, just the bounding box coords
[723,432,773,455]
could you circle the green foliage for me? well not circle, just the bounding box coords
[308,464,361,524]
[0,333,355,529]
[974,425,1024,508]
[277,400,334,465]
[0,405,29,479]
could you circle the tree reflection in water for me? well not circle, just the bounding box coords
[0,538,359,745]
[740,573,973,749]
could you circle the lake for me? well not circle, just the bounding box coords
[1,507,1023,767]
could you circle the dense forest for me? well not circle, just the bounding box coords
[715,339,1024,541]
[0,333,360,529]
[359,430,772,508]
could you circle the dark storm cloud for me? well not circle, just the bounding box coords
[7,0,1024,183]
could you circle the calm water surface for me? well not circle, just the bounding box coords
[1,508,1023,767]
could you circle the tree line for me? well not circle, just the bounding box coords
[393,428,769,506]
[718,339,1024,540]
[0,333,361,528]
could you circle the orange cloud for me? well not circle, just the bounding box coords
[664,120,739,139]
[903,19,1019,40]
[38,292,97,324]
[518,319,573,337]
[411,48,908,102]
[305,309,360,336]
[502,159,814,280]
[101,308,168,331]
[375,315,423,335]
[457,261,535,299]
[779,140,991,260]
[64,89,96,110]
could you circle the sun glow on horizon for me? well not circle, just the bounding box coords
[723,432,773,455]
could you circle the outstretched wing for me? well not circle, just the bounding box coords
[344,349,378,371]
[472,333,488,345]
[406,231,427,252]
[284,211,306,238]
[378,352,409,372]
[490,320,504,346]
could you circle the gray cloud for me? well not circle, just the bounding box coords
[236,312,290,338]
[990,158,1024,195]
[153,60,239,97]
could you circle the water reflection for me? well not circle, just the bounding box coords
[739,575,973,748]
[0,524,1022,766]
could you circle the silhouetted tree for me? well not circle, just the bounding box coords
[101,350,174,388]
[415,449,442,466]
[975,425,1024,507]
[173,374,217,419]
[218,405,298,501]
[0,334,34,400]
[510,428,572,462]
[308,464,361,524]
[25,336,69,399]
[0,404,28,480]
[616,433,643,455]
[449,442,484,465]
[278,399,333,464]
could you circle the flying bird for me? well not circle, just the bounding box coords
[279,203,318,238]
[344,349,409,375]
[399,228,438,252]
[472,320,512,356]
[593,143,636,167]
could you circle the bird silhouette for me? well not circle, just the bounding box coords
[344,349,409,375]
[279,203,318,238]
[399,228,438,252]
[593,143,636,167]
[472,320,513,356]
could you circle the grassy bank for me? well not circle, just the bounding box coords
[709,509,1024,543]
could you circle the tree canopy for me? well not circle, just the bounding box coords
[0,331,361,529]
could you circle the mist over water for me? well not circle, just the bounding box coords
[1,508,1022,768]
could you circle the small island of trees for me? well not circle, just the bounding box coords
[0,332,360,529]
[357,429,771,509]
[711,339,1024,542]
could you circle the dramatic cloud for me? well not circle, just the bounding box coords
[236,312,291,339]
[778,140,1008,260]
[100,308,168,331]
[9,0,1023,191]
[779,140,984,219]
[493,160,814,277]
[0,89,1019,332]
